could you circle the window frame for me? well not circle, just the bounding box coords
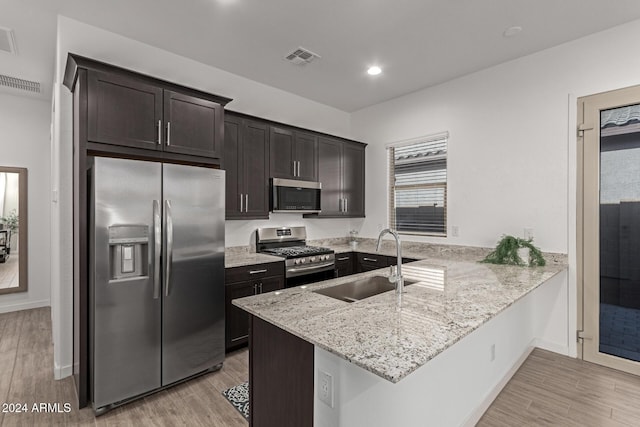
[387,132,448,237]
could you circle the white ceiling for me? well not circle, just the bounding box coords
[3,0,640,111]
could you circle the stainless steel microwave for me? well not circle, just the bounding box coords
[270,178,321,213]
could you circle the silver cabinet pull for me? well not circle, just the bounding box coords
[292,161,296,177]
[339,198,343,212]
[152,200,161,299]
[249,269,267,275]
[164,200,173,297]
[253,284,258,295]
[245,194,249,212]
[157,120,162,144]
[345,198,348,212]
[231,335,249,342]
[337,256,350,261]
[363,257,377,262]
[259,283,263,293]
[297,161,301,177]
[240,193,244,213]
[166,121,171,146]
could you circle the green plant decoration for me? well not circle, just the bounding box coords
[481,235,546,266]
[0,210,19,233]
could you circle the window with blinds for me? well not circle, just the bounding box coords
[388,133,447,236]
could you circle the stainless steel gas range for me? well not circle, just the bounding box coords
[256,226,335,288]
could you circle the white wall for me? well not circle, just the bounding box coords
[352,18,640,251]
[0,93,51,313]
[51,16,355,376]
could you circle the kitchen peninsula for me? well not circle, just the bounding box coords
[234,244,568,427]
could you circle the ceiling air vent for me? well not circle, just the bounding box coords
[284,46,321,65]
[0,26,17,55]
[0,74,40,93]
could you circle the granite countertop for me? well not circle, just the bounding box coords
[233,254,567,383]
[225,251,283,269]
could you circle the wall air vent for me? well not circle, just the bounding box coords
[0,74,40,93]
[284,46,321,65]
[0,26,17,55]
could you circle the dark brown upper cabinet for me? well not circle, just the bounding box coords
[163,90,223,158]
[269,126,318,181]
[224,114,270,220]
[88,70,163,150]
[66,54,231,164]
[313,137,365,217]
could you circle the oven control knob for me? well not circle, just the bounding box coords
[294,259,301,265]
[323,255,329,261]
[310,256,316,262]
[300,258,306,263]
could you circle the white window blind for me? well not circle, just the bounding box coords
[388,134,447,235]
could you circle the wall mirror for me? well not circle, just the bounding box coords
[0,167,27,295]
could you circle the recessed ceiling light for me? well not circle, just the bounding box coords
[367,66,382,76]
[503,26,522,38]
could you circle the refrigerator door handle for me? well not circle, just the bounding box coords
[164,200,174,297]
[153,200,161,299]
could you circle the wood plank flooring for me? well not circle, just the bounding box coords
[2,307,640,426]
[0,307,248,426]
[478,348,640,426]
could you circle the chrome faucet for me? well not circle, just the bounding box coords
[376,229,404,295]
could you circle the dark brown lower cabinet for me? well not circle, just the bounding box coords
[355,252,419,273]
[225,263,284,352]
[335,252,355,277]
[356,252,389,272]
[249,315,314,427]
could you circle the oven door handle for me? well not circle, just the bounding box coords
[287,261,335,274]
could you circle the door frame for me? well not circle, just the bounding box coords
[577,84,640,375]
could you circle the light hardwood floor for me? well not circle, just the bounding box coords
[478,348,640,426]
[2,307,640,426]
[0,307,248,426]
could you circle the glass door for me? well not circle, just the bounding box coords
[579,85,640,375]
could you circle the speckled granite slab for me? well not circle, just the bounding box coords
[225,248,283,268]
[233,256,567,383]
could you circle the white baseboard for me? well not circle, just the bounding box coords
[533,338,570,356]
[54,362,73,380]
[463,344,535,427]
[0,299,50,314]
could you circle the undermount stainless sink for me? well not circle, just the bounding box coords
[314,275,416,303]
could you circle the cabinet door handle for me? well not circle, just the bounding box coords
[339,198,343,212]
[259,283,263,293]
[292,161,296,177]
[249,269,268,275]
[245,194,249,212]
[337,256,350,261]
[157,120,162,145]
[253,284,258,295]
[345,198,348,212]
[240,193,243,212]
[166,121,171,146]
[297,161,301,177]
[363,257,377,262]
[231,335,249,342]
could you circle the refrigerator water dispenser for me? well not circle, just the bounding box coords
[108,225,149,280]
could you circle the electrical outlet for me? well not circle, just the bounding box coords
[524,227,534,240]
[318,370,334,408]
[490,344,496,362]
[451,225,459,237]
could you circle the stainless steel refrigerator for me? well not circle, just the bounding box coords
[89,157,225,413]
